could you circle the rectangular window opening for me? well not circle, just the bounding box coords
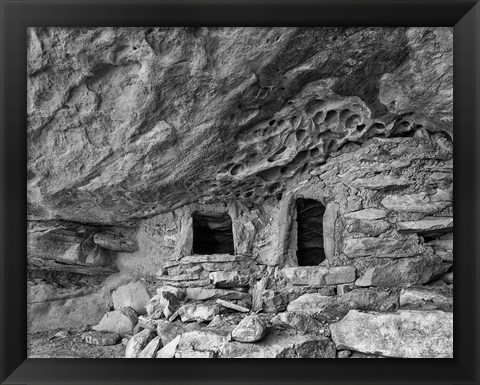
[296,198,326,266]
[192,212,234,255]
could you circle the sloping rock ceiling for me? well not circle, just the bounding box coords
[27,27,452,225]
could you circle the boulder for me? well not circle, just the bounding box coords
[138,336,163,358]
[102,273,135,292]
[231,315,267,343]
[330,309,453,358]
[286,293,343,316]
[156,319,205,345]
[172,303,220,323]
[112,281,151,315]
[174,331,226,357]
[93,306,138,335]
[159,328,335,359]
[286,288,398,321]
[125,329,155,358]
[270,312,328,335]
[219,329,336,358]
[363,255,448,287]
[28,292,109,333]
[146,286,181,319]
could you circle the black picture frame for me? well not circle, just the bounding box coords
[1,0,479,384]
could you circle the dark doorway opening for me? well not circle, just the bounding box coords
[296,198,326,266]
[192,212,234,255]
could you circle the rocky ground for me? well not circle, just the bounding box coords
[28,328,124,358]
[28,273,453,359]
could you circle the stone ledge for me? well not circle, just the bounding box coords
[282,266,355,287]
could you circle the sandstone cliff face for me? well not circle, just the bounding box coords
[27,27,452,225]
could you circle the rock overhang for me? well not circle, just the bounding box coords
[27,27,452,224]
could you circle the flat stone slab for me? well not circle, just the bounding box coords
[286,289,398,321]
[351,175,410,190]
[281,266,328,286]
[162,273,205,282]
[185,288,249,301]
[281,266,355,286]
[93,232,137,252]
[354,255,448,287]
[381,193,449,214]
[330,309,453,358]
[159,279,212,288]
[343,237,420,258]
[209,271,250,287]
[343,208,388,220]
[165,255,249,268]
[217,299,250,313]
[219,330,336,358]
[325,266,356,285]
[397,217,453,234]
[399,287,453,311]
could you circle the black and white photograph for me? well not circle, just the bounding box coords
[26,27,453,359]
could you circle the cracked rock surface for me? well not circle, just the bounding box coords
[28,27,452,224]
